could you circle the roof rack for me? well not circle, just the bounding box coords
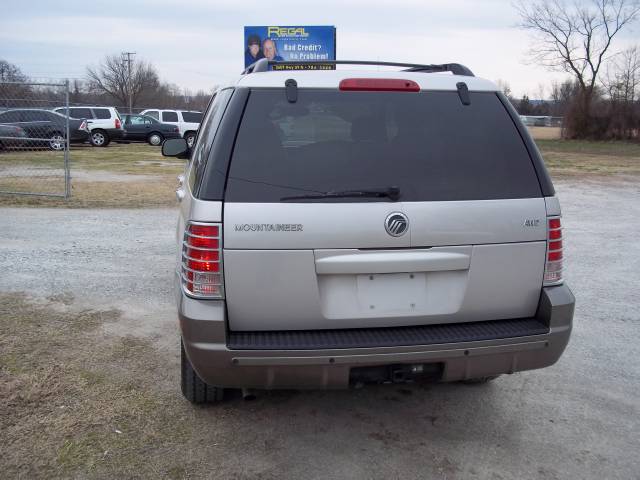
[241,59,474,77]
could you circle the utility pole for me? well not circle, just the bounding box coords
[121,51,136,113]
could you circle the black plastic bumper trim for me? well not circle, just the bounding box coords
[227,318,549,350]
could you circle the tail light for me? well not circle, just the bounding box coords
[544,217,563,285]
[181,223,224,298]
[174,127,179,133]
[115,118,121,129]
[79,120,87,131]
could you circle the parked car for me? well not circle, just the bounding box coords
[139,109,202,147]
[121,114,181,145]
[0,109,89,150]
[53,106,124,147]
[0,124,29,149]
[162,59,575,404]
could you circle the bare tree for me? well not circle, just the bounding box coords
[602,46,640,137]
[604,46,640,101]
[495,79,513,97]
[515,0,640,137]
[86,54,160,110]
[550,79,579,116]
[0,59,28,82]
[0,60,32,107]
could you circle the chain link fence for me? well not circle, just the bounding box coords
[0,80,72,198]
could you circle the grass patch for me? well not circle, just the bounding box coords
[0,176,179,208]
[0,293,196,478]
[537,139,640,157]
[1,140,638,209]
[537,139,640,177]
[0,143,184,175]
[0,143,184,208]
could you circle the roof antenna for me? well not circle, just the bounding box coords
[285,79,298,103]
[456,82,471,106]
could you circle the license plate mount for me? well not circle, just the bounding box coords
[356,272,426,313]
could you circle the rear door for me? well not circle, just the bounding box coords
[222,88,547,331]
[125,115,149,140]
[161,111,181,134]
[19,110,53,140]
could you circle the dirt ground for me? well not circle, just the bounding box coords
[1,177,640,479]
[528,126,561,140]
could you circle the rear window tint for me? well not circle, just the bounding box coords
[162,111,179,122]
[69,108,93,119]
[20,110,52,122]
[0,111,20,122]
[181,111,202,123]
[225,90,541,202]
[188,90,233,191]
[93,108,111,119]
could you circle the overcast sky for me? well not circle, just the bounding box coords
[1,0,638,98]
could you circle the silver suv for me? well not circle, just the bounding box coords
[162,60,575,404]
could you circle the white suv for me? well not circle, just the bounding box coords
[53,106,124,147]
[140,109,202,147]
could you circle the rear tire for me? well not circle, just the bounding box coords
[90,129,110,147]
[461,375,501,384]
[147,132,164,146]
[181,339,224,404]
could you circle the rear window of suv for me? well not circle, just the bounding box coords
[93,108,111,119]
[162,111,179,122]
[68,108,94,119]
[181,112,202,123]
[224,89,542,202]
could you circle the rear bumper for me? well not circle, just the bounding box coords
[179,284,574,389]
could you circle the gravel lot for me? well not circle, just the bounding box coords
[1,178,639,479]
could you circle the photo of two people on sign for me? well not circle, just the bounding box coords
[245,34,284,66]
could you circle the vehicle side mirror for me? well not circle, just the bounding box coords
[162,138,189,158]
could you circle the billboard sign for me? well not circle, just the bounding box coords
[244,25,336,70]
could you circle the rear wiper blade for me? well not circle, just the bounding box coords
[281,186,400,202]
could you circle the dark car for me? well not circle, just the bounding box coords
[0,109,89,150]
[121,114,181,146]
[0,124,28,150]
